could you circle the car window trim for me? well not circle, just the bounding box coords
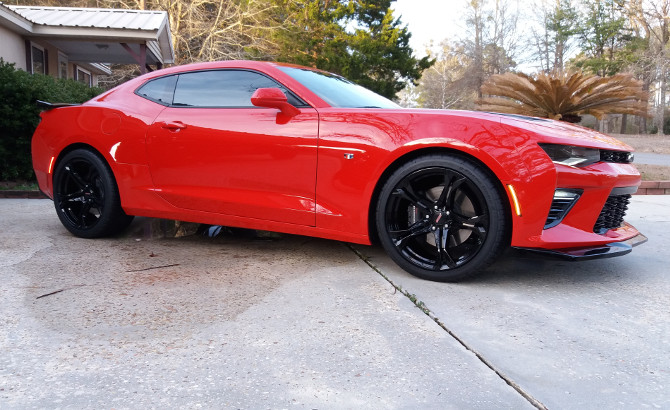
[134,68,310,109]
[134,73,178,106]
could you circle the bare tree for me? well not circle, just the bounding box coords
[463,0,487,98]
[629,0,670,135]
[396,82,419,108]
[130,0,282,63]
[488,0,520,74]
[461,0,520,99]
[417,41,474,109]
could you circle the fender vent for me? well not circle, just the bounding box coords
[544,189,582,229]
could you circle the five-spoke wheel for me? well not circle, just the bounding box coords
[53,149,133,238]
[376,154,508,282]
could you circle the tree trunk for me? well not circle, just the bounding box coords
[658,10,669,135]
[620,114,627,134]
[658,82,665,136]
[658,59,666,135]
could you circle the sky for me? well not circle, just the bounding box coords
[392,0,542,73]
[392,0,466,57]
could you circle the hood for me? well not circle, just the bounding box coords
[400,108,632,151]
[495,112,633,151]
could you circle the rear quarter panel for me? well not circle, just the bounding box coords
[32,92,165,204]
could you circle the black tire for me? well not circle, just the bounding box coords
[53,149,133,238]
[375,154,508,282]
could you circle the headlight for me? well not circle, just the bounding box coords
[538,143,600,167]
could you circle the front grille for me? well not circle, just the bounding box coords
[600,150,633,164]
[545,189,582,229]
[594,194,631,234]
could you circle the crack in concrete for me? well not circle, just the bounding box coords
[347,244,548,410]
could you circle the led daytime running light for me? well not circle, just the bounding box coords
[507,184,522,217]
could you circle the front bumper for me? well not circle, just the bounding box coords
[514,232,648,261]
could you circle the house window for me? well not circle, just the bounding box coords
[31,44,45,74]
[75,66,91,87]
[58,53,68,79]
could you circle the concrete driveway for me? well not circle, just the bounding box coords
[1,197,668,409]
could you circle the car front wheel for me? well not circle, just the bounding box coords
[376,154,508,282]
[53,149,133,238]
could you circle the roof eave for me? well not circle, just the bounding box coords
[30,25,162,41]
[73,61,112,75]
[156,18,174,64]
[0,3,33,34]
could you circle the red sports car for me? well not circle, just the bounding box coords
[32,61,646,281]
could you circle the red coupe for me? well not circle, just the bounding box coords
[32,61,646,281]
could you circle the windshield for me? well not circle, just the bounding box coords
[279,66,400,109]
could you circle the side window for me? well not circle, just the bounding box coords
[172,70,303,108]
[136,75,178,105]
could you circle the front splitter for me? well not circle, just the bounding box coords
[513,233,648,261]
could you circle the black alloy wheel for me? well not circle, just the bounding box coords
[376,154,508,282]
[53,149,133,238]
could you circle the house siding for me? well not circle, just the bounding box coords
[0,24,27,70]
[1,32,102,85]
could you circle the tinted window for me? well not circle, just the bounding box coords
[137,75,177,105]
[278,66,399,109]
[172,70,302,108]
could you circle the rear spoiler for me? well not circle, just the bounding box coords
[36,100,80,110]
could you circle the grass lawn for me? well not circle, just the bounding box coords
[0,181,38,191]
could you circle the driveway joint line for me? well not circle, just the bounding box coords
[347,243,548,410]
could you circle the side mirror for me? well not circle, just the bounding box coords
[251,88,300,117]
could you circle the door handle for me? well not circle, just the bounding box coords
[161,121,187,131]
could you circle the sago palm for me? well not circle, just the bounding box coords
[476,70,648,123]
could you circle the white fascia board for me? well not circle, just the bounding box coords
[71,62,112,75]
[30,25,159,42]
[146,40,162,64]
[156,17,174,63]
[0,5,34,34]
[88,62,112,75]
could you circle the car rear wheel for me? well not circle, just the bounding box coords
[376,154,508,282]
[53,149,133,238]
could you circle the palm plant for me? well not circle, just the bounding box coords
[476,70,648,123]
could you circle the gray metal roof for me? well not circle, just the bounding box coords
[0,3,174,65]
[7,5,167,31]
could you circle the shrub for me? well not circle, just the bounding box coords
[476,70,649,123]
[0,59,103,181]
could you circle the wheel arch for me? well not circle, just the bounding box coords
[367,147,514,245]
[51,144,134,238]
[53,143,118,188]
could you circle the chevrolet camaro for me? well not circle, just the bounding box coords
[32,61,647,281]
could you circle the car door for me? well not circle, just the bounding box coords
[144,69,319,226]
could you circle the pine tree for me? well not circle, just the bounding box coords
[270,0,433,99]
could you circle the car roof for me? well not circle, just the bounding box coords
[142,60,312,78]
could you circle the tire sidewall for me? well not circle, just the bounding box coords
[375,154,508,282]
[53,149,121,238]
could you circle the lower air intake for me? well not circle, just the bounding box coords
[594,194,631,234]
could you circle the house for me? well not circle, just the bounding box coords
[0,2,174,86]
